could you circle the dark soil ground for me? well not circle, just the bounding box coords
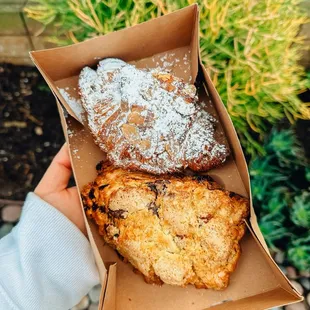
[0,63,64,200]
[0,63,309,201]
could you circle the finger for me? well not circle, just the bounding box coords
[35,143,72,196]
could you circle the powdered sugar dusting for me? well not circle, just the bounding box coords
[58,88,86,124]
[78,58,229,174]
[150,50,191,76]
[71,148,81,159]
[67,127,74,138]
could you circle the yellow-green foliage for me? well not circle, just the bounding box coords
[25,0,310,156]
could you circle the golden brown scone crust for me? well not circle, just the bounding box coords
[81,162,249,290]
[79,59,229,174]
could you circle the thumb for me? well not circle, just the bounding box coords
[35,143,72,197]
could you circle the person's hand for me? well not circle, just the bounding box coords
[35,143,86,235]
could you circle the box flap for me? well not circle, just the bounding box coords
[208,286,302,310]
[55,99,108,283]
[101,263,117,310]
[200,65,270,250]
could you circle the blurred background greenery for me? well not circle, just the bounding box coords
[24,0,310,274]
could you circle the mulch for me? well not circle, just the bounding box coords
[0,63,65,200]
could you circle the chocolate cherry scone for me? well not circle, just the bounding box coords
[78,58,229,174]
[81,162,249,290]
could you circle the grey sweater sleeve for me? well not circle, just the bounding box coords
[0,192,100,310]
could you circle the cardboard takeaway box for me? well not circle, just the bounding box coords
[30,4,303,310]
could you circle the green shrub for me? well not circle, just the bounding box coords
[291,191,310,229]
[25,0,310,157]
[259,213,290,250]
[250,127,310,271]
[287,235,310,272]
